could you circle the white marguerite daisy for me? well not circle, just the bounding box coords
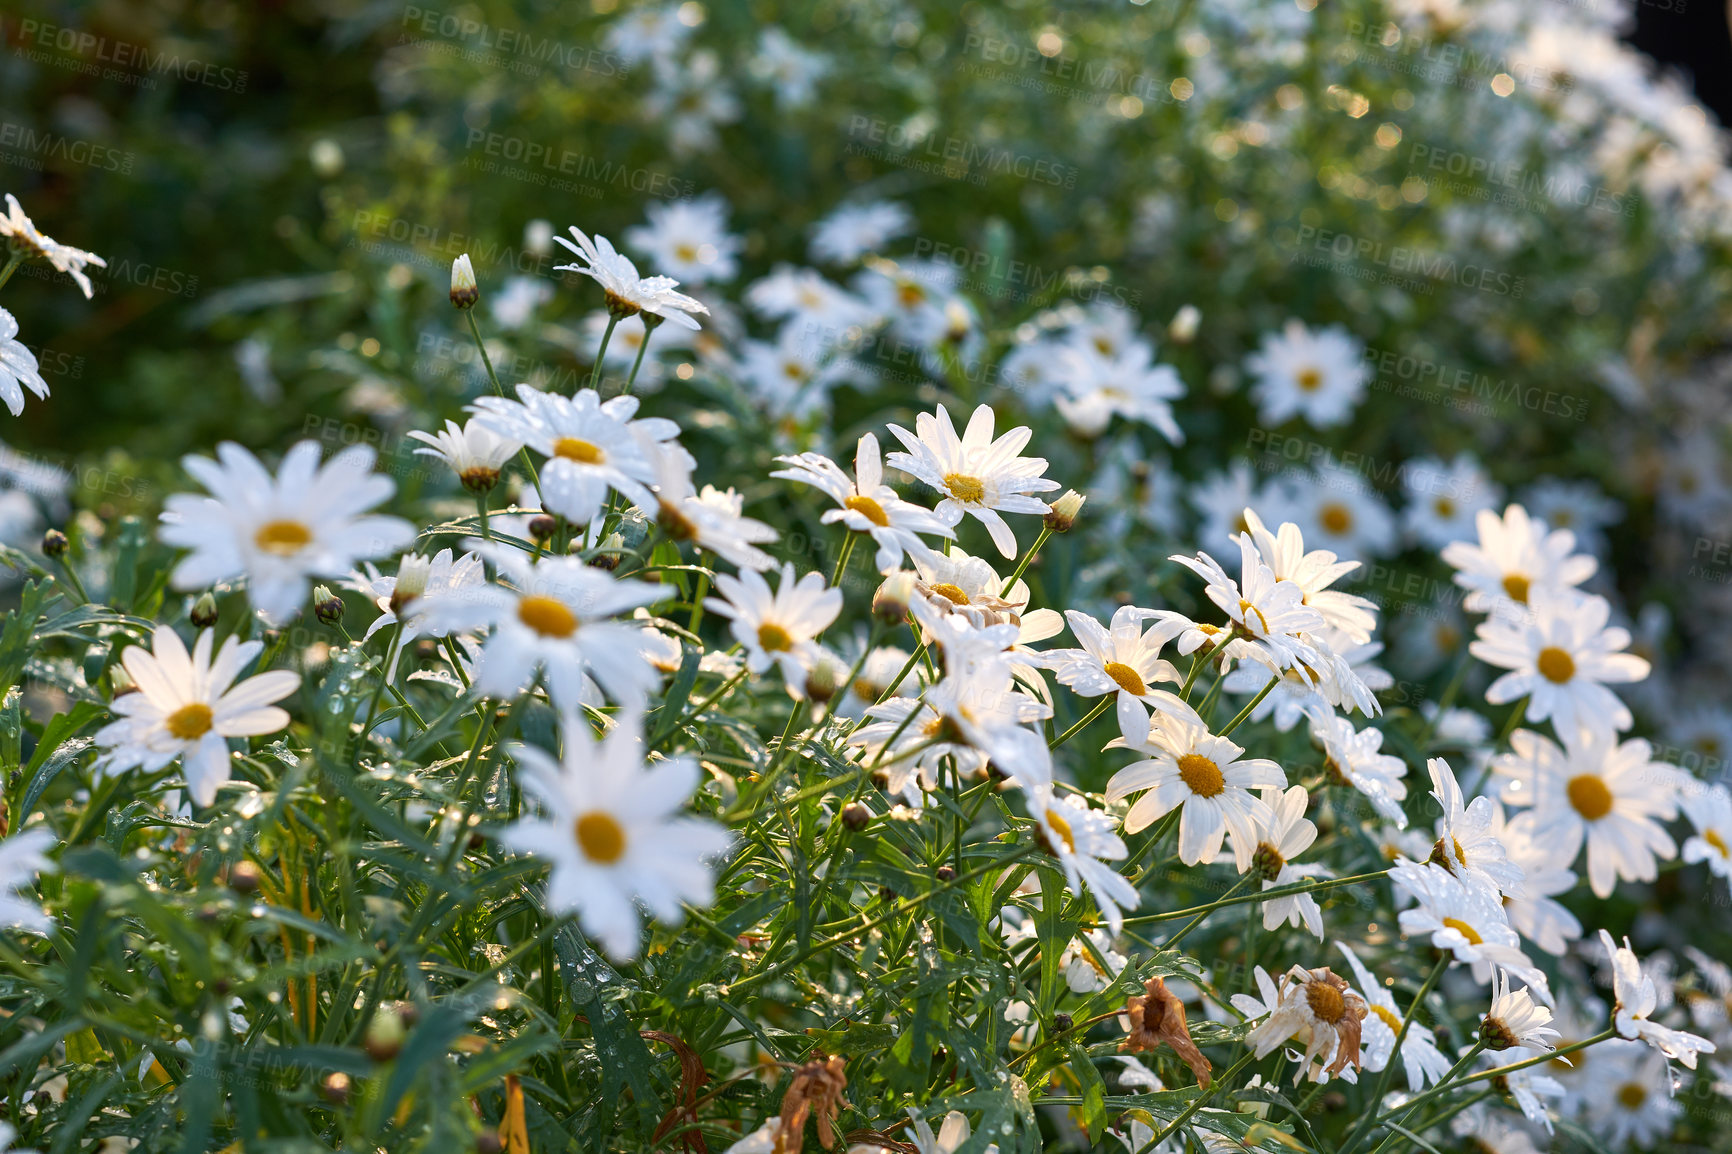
[1580,1039,1678,1147]
[1519,477,1622,557]
[0,309,49,416]
[501,715,729,960]
[1025,786,1139,935]
[648,443,778,571]
[407,417,520,494]
[1243,965,1368,1083]
[470,385,674,526]
[850,696,987,808]
[1313,714,1410,826]
[735,323,857,419]
[1335,942,1454,1090]
[1481,970,1561,1054]
[412,544,670,711]
[1051,338,1186,444]
[1492,725,1678,898]
[1271,470,1399,561]
[1449,1110,1543,1154]
[93,626,299,806]
[1441,503,1596,616]
[771,434,955,572]
[706,563,842,693]
[1245,320,1369,429]
[624,192,742,284]
[346,548,485,644]
[1426,756,1526,897]
[1104,695,1284,867]
[1498,811,1584,956]
[744,265,872,331]
[1169,534,1325,672]
[1599,930,1716,1069]
[0,193,106,298]
[809,200,912,265]
[1041,606,1184,737]
[923,662,1054,791]
[0,828,56,932]
[1401,453,1502,550]
[1470,589,1650,734]
[553,226,710,328]
[885,403,1059,559]
[1681,781,1732,887]
[158,441,415,625]
[1191,461,1271,549]
[1390,860,1550,994]
[1239,510,1379,643]
[1222,628,1390,730]
[750,27,830,108]
[1239,785,1326,939]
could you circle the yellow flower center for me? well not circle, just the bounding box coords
[1617,1082,1647,1110]
[1177,753,1225,798]
[1045,809,1077,854]
[1502,574,1530,603]
[845,495,890,527]
[165,703,214,741]
[1103,662,1147,696]
[897,282,926,308]
[517,595,578,638]
[1433,497,1456,519]
[674,242,698,262]
[1306,981,1346,1024]
[1442,916,1483,945]
[1238,599,1270,634]
[929,583,971,606]
[1706,830,1730,859]
[1567,774,1614,821]
[1296,367,1323,392]
[1371,1004,1402,1034]
[553,437,606,465]
[1319,503,1353,535]
[1536,647,1575,684]
[757,622,794,652]
[943,473,986,504]
[574,812,627,864]
[254,520,312,557]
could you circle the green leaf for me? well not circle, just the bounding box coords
[1063,1040,1108,1143]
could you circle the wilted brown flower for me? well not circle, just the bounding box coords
[1122,975,1212,1088]
[1244,966,1368,1083]
[777,1053,848,1153]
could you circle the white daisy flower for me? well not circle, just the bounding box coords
[1104,695,1284,867]
[624,192,741,285]
[1580,1040,1678,1147]
[1401,453,1502,550]
[644,50,742,157]
[1471,589,1651,734]
[1314,714,1410,826]
[1681,781,1732,887]
[159,441,414,626]
[1223,629,1389,730]
[407,418,520,494]
[850,696,987,807]
[1493,725,1678,898]
[885,403,1060,559]
[1191,461,1272,549]
[501,714,729,960]
[93,626,299,806]
[648,444,778,572]
[346,548,486,645]
[924,665,1054,791]
[0,194,106,298]
[0,308,49,416]
[1481,970,1561,1054]
[1245,320,1369,429]
[553,226,710,328]
[1448,1109,1542,1154]
[601,4,693,64]
[1025,786,1139,935]
[1600,930,1717,1070]
[1391,861,1551,995]
[1239,785,1326,939]
[735,323,856,419]
[0,828,56,932]
[1519,477,1622,557]
[1441,503,1596,616]
[1426,756,1526,898]
[1051,338,1186,444]
[412,544,669,711]
[750,27,829,108]
[1498,811,1584,956]
[1060,928,1128,994]
[469,385,671,526]
[1169,534,1326,672]
[833,642,911,721]
[490,275,552,331]
[1041,606,1184,737]
[1336,943,1454,1090]
[706,563,842,692]
[809,200,912,265]
[904,1107,995,1154]
[743,265,871,330]
[772,434,954,572]
[1239,510,1379,643]
[1272,471,1399,561]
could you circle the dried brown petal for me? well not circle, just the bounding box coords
[777,1054,849,1153]
[1122,976,1213,1089]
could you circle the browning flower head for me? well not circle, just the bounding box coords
[777,1054,848,1153]
[1302,968,1368,1077]
[1122,975,1212,1089]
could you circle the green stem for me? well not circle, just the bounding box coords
[465,308,541,496]
[588,314,620,394]
[1121,869,1390,925]
[475,492,491,542]
[829,532,858,588]
[1000,525,1051,595]
[1217,676,1279,737]
[0,252,23,294]
[621,318,657,396]
[1179,634,1229,700]
[1164,873,1254,950]
[1050,696,1114,749]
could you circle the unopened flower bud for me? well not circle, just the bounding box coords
[873,571,915,626]
[450,254,479,310]
[935,865,956,882]
[390,555,432,615]
[804,656,842,704]
[1044,490,1086,532]
[840,802,871,831]
[41,529,67,558]
[365,1004,407,1062]
[191,592,220,628]
[588,532,625,572]
[109,665,136,697]
[313,585,345,626]
[1168,304,1201,343]
[528,515,557,544]
[227,860,263,895]
[1052,1012,1073,1033]
[320,1072,351,1105]
[1478,1015,1518,1051]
